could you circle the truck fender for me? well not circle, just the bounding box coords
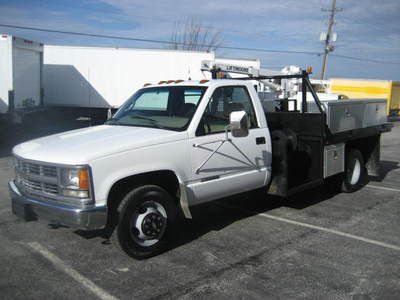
[106,169,192,220]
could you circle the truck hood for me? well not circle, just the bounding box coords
[13,125,187,165]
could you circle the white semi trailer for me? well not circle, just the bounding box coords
[43,45,261,112]
[0,35,43,122]
[43,46,215,110]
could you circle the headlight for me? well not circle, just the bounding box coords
[59,167,90,198]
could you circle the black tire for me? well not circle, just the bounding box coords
[325,148,365,193]
[342,149,365,193]
[113,185,180,259]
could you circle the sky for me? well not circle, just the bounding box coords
[0,0,399,80]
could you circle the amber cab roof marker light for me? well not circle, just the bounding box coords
[199,79,209,84]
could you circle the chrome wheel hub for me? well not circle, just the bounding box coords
[130,201,167,247]
[141,211,165,237]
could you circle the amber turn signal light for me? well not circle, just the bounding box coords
[79,169,89,190]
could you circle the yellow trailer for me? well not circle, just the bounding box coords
[329,78,400,116]
[390,81,400,115]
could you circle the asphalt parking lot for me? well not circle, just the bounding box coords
[0,114,399,300]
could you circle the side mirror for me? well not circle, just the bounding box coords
[229,111,249,137]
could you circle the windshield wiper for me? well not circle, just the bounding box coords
[106,115,168,130]
[129,115,167,130]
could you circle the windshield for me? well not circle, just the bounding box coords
[107,86,207,131]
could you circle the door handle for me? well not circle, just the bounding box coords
[256,137,266,144]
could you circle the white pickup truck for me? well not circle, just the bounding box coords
[9,71,391,258]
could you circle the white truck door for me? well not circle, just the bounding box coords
[187,85,271,205]
[12,46,41,109]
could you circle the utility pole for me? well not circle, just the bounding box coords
[320,0,342,79]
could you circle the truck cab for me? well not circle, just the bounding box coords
[9,73,391,258]
[9,79,272,258]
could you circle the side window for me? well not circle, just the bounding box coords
[196,86,258,136]
[230,87,258,128]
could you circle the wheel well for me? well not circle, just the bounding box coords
[346,135,380,163]
[106,170,180,227]
[346,135,381,177]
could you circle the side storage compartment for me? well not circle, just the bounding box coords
[363,99,387,127]
[326,99,388,134]
[323,143,345,178]
[327,101,365,133]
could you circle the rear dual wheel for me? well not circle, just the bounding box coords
[326,148,366,193]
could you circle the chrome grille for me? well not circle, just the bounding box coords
[18,160,57,178]
[42,165,57,177]
[15,158,59,197]
[16,174,59,195]
[43,182,59,195]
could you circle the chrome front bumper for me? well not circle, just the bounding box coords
[9,180,107,230]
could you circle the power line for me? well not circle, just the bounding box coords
[330,54,400,65]
[2,23,400,65]
[0,23,322,56]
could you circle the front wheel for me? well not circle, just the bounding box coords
[114,185,179,259]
